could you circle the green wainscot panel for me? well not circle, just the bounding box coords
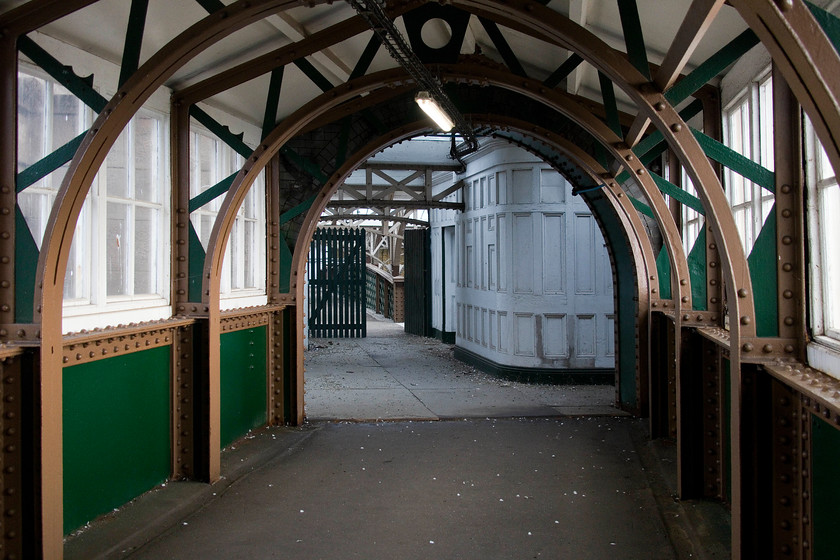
[63,346,171,534]
[220,326,268,449]
[811,413,840,560]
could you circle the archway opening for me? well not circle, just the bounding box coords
[301,133,624,422]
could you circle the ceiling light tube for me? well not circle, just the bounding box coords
[415,91,454,132]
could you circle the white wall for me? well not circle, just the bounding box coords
[430,141,615,370]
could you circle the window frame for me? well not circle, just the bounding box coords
[16,62,172,332]
[189,126,267,306]
[722,69,775,255]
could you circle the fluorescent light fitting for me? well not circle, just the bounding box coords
[415,91,454,132]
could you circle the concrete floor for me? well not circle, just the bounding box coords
[304,314,622,421]
[65,314,730,559]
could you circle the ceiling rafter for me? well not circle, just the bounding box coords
[625,0,726,147]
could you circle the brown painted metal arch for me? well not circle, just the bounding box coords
[451,0,756,341]
[435,63,691,315]
[27,1,318,555]
[731,0,840,181]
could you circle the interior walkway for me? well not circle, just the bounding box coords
[65,315,730,559]
[304,313,621,420]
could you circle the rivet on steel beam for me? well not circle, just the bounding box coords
[784,316,795,326]
[781,183,792,194]
[783,290,793,299]
[737,288,748,298]
[710,297,718,304]
[683,314,690,321]
[654,101,666,111]
[681,296,689,303]
[762,344,773,353]
[784,345,795,353]
[782,236,792,245]
[680,279,687,286]
[636,168,645,175]
[709,279,717,286]
[742,343,753,352]
[670,123,682,133]
[697,315,703,321]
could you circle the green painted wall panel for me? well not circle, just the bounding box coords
[811,413,840,560]
[63,346,171,534]
[585,192,636,408]
[687,226,707,311]
[747,208,778,337]
[220,326,267,448]
[656,245,672,299]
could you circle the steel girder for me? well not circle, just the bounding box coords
[3,1,840,557]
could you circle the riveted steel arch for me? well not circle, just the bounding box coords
[450,0,755,342]
[197,72,663,416]
[25,1,321,554]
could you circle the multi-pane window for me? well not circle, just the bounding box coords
[18,68,169,317]
[723,72,775,254]
[17,70,91,301]
[680,167,703,255]
[805,120,840,341]
[104,112,165,298]
[190,130,266,297]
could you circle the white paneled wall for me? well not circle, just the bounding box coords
[431,141,615,370]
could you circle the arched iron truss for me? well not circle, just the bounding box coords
[1,0,840,557]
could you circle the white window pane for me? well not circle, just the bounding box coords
[759,78,774,171]
[17,74,46,171]
[51,84,83,150]
[822,184,840,332]
[106,202,130,296]
[107,129,129,198]
[245,220,255,288]
[134,114,158,203]
[134,206,158,294]
[18,192,49,249]
[199,134,216,189]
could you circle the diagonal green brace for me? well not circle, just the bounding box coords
[478,17,527,77]
[349,34,382,80]
[687,226,707,311]
[16,132,85,193]
[279,194,318,226]
[806,2,840,57]
[14,205,38,323]
[617,0,651,80]
[598,72,623,137]
[748,207,778,337]
[630,196,655,219]
[651,171,705,215]
[655,244,672,299]
[188,223,206,303]
[543,54,584,89]
[190,105,252,158]
[119,0,149,87]
[261,67,284,140]
[665,29,759,106]
[18,35,107,113]
[195,0,225,14]
[691,128,775,193]
[189,172,237,213]
[294,58,334,93]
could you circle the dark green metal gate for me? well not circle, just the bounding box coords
[308,228,366,337]
[404,228,432,337]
